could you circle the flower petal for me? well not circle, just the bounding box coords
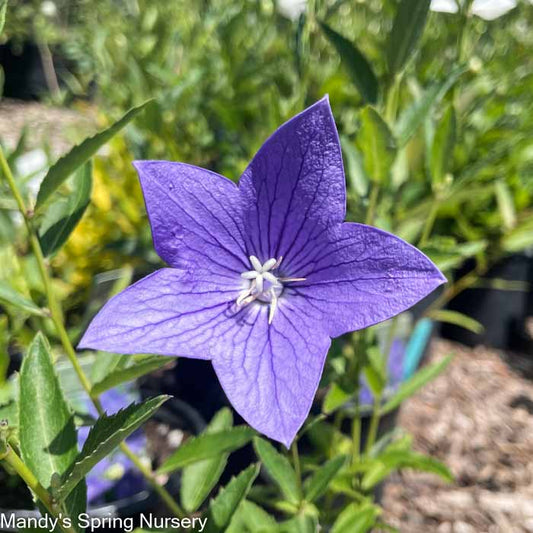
[134,161,248,279]
[286,222,446,338]
[78,268,242,358]
[238,96,345,262]
[471,0,516,20]
[212,302,330,447]
[430,0,459,14]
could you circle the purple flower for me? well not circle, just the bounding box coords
[79,97,445,447]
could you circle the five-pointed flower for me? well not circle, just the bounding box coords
[79,97,446,447]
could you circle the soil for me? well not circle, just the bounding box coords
[381,339,533,533]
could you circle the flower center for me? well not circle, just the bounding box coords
[237,255,305,323]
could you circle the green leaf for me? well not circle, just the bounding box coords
[226,500,278,533]
[19,333,86,530]
[386,0,431,76]
[501,216,533,252]
[38,161,93,256]
[0,0,7,35]
[495,180,516,231]
[395,67,465,147]
[35,101,151,209]
[363,449,453,489]
[427,309,484,334]
[363,346,386,396]
[205,464,260,533]
[0,280,46,316]
[58,395,168,500]
[320,22,378,104]
[340,136,369,197]
[253,437,301,505]
[304,455,346,502]
[323,383,352,414]
[159,426,255,474]
[381,355,453,415]
[181,408,233,513]
[331,502,379,533]
[357,106,397,184]
[91,354,171,395]
[430,105,456,186]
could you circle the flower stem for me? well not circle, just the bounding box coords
[364,317,398,455]
[0,446,77,533]
[365,185,379,226]
[0,147,184,518]
[419,199,440,247]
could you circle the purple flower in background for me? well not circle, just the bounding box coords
[79,97,445,446]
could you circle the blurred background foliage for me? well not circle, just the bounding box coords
[1,0,532,342]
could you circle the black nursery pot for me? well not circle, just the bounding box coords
[441,253,533,352]
[0,398,202,533]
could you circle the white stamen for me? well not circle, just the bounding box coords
[237,255,305,323]
[262,258,278,271]
[250,255,262,272]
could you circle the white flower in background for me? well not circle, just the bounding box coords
[40,0,57,17]
[277,0,307,20]
[430,0,517,20]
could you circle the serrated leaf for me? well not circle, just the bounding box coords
[320,22,378,104]
[205,464,259,533]
[58,395,168,500]
[304,455,346,502]
[0,280,46,316]
[38,161,93,256]
[495,180,516,231]
[427,309,484,334]
[381,355,453,415]
[323,383,352,414]
[19,333,86,530]
[331,502,379,533]
[340,136,369,197]
[0,0,7,35]
[35,101,151,209]
[395,67,465,147]
[91,354,171,395]
[159,426,255,474]
[430,105,456,186]
[226,500,278,533]
[386,0,431,75]
[181,408,233,513]
[253,437,301,505]
[358,106,397,184]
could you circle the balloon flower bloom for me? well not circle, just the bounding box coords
[80,97,445,446]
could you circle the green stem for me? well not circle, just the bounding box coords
[1,446,77,533]
[0,147,184,518]
[364,317,398,455]
[365,185,379,225]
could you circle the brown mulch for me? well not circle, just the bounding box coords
[0,98,95,156]
[382,339,533,533]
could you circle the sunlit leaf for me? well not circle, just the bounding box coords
[358,107,397,184]
[427,309,484,334]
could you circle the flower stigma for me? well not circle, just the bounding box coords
[238,255,306,324]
